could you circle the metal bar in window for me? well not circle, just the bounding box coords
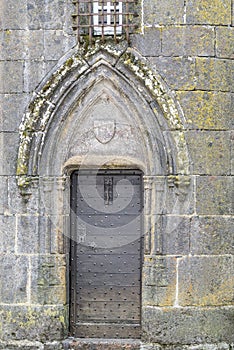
[77,0,80,42]
[89,0,92,43]
[73,0,138,43]
[114,1,117,41]
[101,0,105,42]
[125,0,130,42]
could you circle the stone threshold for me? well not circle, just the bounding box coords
[62,338,142,350]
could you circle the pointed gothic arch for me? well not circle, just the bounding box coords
[16,41,193,340]
[17,41,190,188]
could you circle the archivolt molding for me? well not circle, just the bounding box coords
[17,39,189,191]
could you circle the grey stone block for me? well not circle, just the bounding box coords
[142,306,234,344]
[24,60,58,93]
[27,0,67,30]
[0,30,43,60]
[178,256,234,306]
[0,61,24,93]
[0,93,29,132]
[0,176,8,214]
[144,0,185,25]
[17,216,39,254]
[190,216,234,255]
[43,30,76,61]
[142,256,177,306]
[23,61,46,93]
[8,176,40,215]
[0,305,68,341]
[0,341,44,350]
[164,171,195,215]
[0,30,26,60]
[131,29,161,56]
[186,0,232,25]
[161,216,190,255]
[195,58,234,92]
[44,342,63,350]
[177,91,232,130]
[233,0,234,26]
[188,344,230,350]
[231,130,234,175]
[31,255,66,305]
[161,26,215,57]
[0,132,19,175]
[0,254,28,303]
[0,215,16,253]
[149,57,195,90]
[196,176,233,215]
[216,27,234,59]
[186,131,231,175]
[0,0,27,29]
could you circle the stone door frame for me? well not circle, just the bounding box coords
[16,41,192,340]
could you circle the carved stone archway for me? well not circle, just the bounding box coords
[16,40,192,341]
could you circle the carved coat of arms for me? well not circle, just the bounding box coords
[93,120,116,144]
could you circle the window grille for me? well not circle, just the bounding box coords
[72,0,138,43]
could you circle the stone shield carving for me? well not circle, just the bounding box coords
[93,120,116,144]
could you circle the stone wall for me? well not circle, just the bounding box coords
[0,0,233,349]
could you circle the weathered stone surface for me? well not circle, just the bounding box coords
[142,306,234,344]
[233,0,234,25]
[162,26,215,57]
[0,340,44,350]
[0,133,19,175]
[178,256,234,306]
[196,176,233,215]
[67,339,142,350]
[131,28,161,56]
[17,216,39,253]
[43,30,76,60]
[149,57,195,90]
[164,172,195,215]
[27,0,70,30]
[0,215,16,253]
[0,305,68,342]
[31,255,66,305]
[190,216,234,255]
[0,61,24,93]
[177,91,233,130]
[0,0,27,29]
[186,0,232,25]
[142,256,177,306]
[23,61,46,93]
[231,130,234,175]
[0,0,233,348]
[195,58,234,92]
[44,341,63,350]
[144,0,185,25]
[186,131,231,175]
[8,177,40,215]
[140,344,231,350]
[0,94,29,132]
[216,27,234,59]
[0,176,8,214]
[0,30,43,60]
[188,344,230,350]
[161,216,190,255]
[0,254,28,303]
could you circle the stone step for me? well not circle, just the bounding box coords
[62,338,142,350]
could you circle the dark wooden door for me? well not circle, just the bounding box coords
[70,169,143,338]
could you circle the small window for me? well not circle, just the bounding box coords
[93,1,123,36]
[72,0,139,43]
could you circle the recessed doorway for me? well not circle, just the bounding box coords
[70,169,143,338]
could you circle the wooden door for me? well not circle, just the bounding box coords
[70,169,143,338]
